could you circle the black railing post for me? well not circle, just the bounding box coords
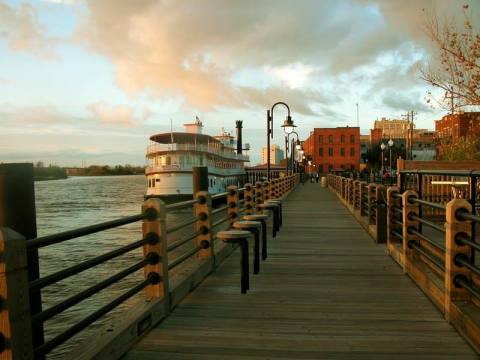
[0,163,45,352]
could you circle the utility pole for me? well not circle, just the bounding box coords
[356,103,359,127]
[401,110,416,160]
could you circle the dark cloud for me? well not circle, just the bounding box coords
[381,90,433,113]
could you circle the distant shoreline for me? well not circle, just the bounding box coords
[34,173,145,181]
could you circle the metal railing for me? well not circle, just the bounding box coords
[146,143,249,161]
[0,174,299,359]
[328,172,480,352]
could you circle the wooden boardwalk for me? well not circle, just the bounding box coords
[125,183,476,359]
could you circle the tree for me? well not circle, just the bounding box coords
[421,5,480,110]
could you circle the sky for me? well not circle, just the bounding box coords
[0,0,478,166]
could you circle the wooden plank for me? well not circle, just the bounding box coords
[124,184,476,359]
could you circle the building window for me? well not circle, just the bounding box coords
[350,135,355,143]
[341,135,345,143]
[319,148,323,156]
[328,135,333,144]
[350,147,355,156]
[319,164,323,173]
[340,148,345,156]
[328,164,333,171]
[319,135,323,144]
[328,148,333,156]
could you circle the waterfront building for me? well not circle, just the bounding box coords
[303,127,360,173]
[261,145,284,165]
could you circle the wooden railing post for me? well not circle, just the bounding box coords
[243,183,254,215]
[375,185,387,244]
[263,181,270,201]
[272,179,278,199]
[359,182,367,216]
[0,227,33,359]
[445,198,472,322]
[353,180,360,211]
[255,182,264,213]
[386,186,400,254]
[227,185,239,227]
[367,184,376,225]
[193,191,214,260]
[0,163,44,350]
[402,190,420,274]
[142,198,169,305]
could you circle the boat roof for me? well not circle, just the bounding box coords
[150,132,222,145]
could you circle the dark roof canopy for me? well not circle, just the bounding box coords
[150,132,221,145]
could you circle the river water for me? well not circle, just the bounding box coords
[34,175,194,359]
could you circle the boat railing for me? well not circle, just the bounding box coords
[146,143,250,161]
[145,164,244,175]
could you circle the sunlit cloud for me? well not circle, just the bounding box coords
[87,102,151,126]
[267,63,314,89]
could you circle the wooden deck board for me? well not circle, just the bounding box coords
[124,183,476,359]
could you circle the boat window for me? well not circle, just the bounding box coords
[165,156,171,165]
[199,156,204,166]
[151,179,154,188]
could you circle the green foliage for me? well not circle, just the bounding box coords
[33,164,67,181]
[76,165,145,176]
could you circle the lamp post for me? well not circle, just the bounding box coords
[380,142,386,172]
[267,102,293,180]
[286,131,300,174]
[388,139,394,171]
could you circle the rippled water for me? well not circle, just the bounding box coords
[35,175,194,359]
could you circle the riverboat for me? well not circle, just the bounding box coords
[145,117,249,202]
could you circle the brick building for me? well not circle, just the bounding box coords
[435,112,480,143]
[303,127,360,173]
[435,112,480,159]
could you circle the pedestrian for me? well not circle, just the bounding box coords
[315,173,319,183]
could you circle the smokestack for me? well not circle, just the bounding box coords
[236,120,243,154]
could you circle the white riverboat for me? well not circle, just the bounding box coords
[145,117,249,202]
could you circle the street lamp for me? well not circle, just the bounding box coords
[286,131,300,175]
[380,142,386,172]
[388,139,394,171]
[267,102,293,180]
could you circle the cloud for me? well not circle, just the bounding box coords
[0,104,72,126]
[87,102,151,126]
[381,90,433,113]
[0,3,56,58]
[74,0,479,116]
[76,0,394,115]
[42,0,77,4]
